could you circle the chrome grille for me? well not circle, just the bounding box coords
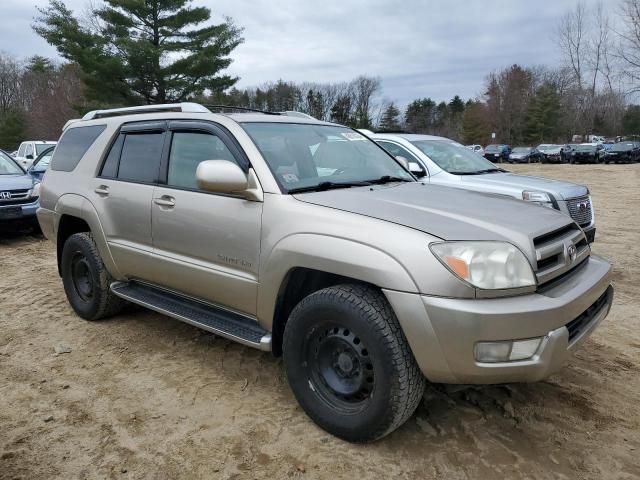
[533,223,590,286]
[567,196,592,226]
[0,189,30,206]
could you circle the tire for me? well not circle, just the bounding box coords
[283,284,426,442]
[61,232,125,321]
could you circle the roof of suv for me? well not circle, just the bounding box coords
[70,103,336,130]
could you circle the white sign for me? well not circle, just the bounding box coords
[491,132,496,139]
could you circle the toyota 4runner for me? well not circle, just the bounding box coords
[37,103,614,442]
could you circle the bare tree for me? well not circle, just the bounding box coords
[556,1,587,89]
[619,0,640,95]
[0,53,23,113]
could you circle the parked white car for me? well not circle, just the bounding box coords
[14,141,57,169]
[466,144,484,155]
[368,132,597,242]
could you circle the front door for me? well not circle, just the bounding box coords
[150,121,263,316]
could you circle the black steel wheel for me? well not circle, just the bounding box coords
[283,284,425,442]
[61,232,124,320]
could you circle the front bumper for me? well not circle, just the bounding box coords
[0,200,39,225]
[384,255,613,384]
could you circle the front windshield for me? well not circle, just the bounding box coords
[242,123,413,192]
[410,140,500,174]
[0,151,24,175]
[574,144,597,151]
[511,147,531,154]
[537,144,554,151]
[611,142,635,151]
[35,143,53,155]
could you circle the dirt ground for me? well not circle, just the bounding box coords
[1,164,639,480]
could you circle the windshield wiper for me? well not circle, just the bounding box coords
[450,168,505,175]
[365,175,414,185]
[288,180,371,194]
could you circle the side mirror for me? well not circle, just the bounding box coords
[196,160,248,194]
[26,154,33,160]
[408,162,426,177]
[395,155,410,170]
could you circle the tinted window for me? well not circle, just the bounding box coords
[117,132,164,183]
[100,135,124,178]
[51,125,107,172]
[167,132,237,189]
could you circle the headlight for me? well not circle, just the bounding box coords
[430,241,536,290]
[29,182,41,199]
[522,190,554,208]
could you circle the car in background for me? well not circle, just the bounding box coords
[537,144,568,163]
[603,141,640,164]
[570,143,605,164]
[0,149,41,230]
[14,140,57,169]
[483,144,511,162]
[508,146,543,164]
[371,133,597,242]
[466,144,484,155]
[27,146,55,181]
[9,150,18,157]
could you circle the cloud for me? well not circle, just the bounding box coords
[0,0,597,105]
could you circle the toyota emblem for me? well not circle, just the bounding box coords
[567,244,577,263]
[0,191,11,200]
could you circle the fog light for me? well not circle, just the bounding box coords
[475,338,543,363]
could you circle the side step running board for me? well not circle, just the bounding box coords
[110,281,272,351]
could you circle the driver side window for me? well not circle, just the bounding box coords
[167,131,238,190]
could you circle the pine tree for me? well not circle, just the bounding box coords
[34,0,243,105]
[378,103,401,131]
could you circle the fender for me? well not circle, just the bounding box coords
[54,193,123,279]
[256,233,419,329]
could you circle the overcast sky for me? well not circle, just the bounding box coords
[1,0,595,105]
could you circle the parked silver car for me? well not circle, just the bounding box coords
[371,133,596,242]
[38,104,612,441]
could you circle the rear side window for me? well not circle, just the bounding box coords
[117,132,164,183]
[51,125,107,172]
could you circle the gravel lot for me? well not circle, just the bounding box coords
[1,164,639,480]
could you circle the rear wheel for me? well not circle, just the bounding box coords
[61,232,125,321]
[283,284,425,442]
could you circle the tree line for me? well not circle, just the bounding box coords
[1,0,640,151]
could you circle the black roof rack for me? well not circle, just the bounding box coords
[203,105,281,115]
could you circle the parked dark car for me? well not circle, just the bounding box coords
[483,144,511,162]
[27,146,55,181]
[537,144,569,163]
[570,143,605,164]
[603,142,640,164]
[0,149,40,230]
[508,146,543,163]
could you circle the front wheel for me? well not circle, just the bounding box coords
[61,232,125,321]
[283,284,425,442]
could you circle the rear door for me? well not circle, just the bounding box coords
[91,121,166,280]
[150,121,263,315]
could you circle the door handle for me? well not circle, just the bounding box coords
[94,185,109,196]
[154,196,176,208]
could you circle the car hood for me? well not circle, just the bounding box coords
[294,182,573,261]
[0,173,34,190]
[455,172,587,200]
